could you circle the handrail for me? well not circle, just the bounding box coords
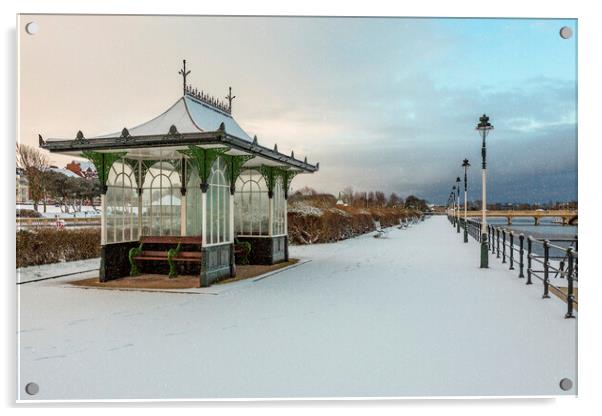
[459,217,577,318]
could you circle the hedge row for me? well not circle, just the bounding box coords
[288,205,420,244]
[16,228,101,268]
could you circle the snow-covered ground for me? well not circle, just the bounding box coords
[17,258,101,284]
[17,203,100,218]
[17,216,576,400]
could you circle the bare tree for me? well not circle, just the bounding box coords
[374,191,387,207]
[341,186,354,204]
[388,192,403,208]
[16,144,50,212]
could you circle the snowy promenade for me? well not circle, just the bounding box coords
[18,216,576,400]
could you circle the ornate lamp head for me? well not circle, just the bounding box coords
[476,114,494,131]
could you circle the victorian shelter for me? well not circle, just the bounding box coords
[40,61,318,286]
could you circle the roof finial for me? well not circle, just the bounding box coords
[225,86,236,114]
[178,59,191,96]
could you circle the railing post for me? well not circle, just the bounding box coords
[565,248,575,319]
[526,237,533,285]
[518,234,524,277]
[502,229,507,263]
[509,231,514,270]
[496,228,500,258]
[542,239,550,299]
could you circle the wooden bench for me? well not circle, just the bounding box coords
[129,236,203,278]
[373,220,389,238]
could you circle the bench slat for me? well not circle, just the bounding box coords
[140,236,202,245]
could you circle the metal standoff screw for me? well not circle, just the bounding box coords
[25,382,39,395]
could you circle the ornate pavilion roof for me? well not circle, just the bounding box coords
[92,94,252,142]
[40,61,318,174]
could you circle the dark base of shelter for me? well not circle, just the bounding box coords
[99,236,289,287]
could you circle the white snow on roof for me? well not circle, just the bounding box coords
[184,96,252,141]
[87,96,252,141]
[78,161,96,171]
[93,98,199,138]
[50,167,80,178]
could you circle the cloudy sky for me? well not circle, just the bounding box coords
[19,15,577,203]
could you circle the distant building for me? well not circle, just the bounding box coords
[16,168,29,203]
[49,166,81,178]
[65,160,97,179]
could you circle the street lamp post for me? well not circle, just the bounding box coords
[449,192,454,225]
[462,159,470,243]
[451,185,456,228]
[456,177,461,233]
[476,114,493,268]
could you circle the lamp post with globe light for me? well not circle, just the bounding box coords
[462,159,470,243]
[476,114,493,268]
[456,177,461,233]
[451,185,456,228]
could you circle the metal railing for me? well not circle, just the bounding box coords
[16,216,101,229]
[456,216,577,318]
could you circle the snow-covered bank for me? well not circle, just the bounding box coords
[17,258,100,284]
[18,217,576,400]
[17,203,100,219]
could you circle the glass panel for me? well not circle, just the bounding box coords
[104,160,138,244]
[186,169,202,236]
[141,161,182,237]
[234,169,269,236]
[206,157,230,245]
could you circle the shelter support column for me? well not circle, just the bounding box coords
[201,186,207,246]
[268,191,274,237]
[180,191,187,236]
[180,158,187,236]
[229,187,236,278]
[100,193,107,245]
[229,190,234,242]
[284,195,289,261]
[137,188,143,239]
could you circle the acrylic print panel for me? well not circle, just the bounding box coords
[17,14,577,400]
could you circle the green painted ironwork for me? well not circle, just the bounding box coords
[281,170,299,198]
[260,166,299,197]
[81,151,127,192]
[128,243,144,276]
[167,243,182,278]
[226,154,254,193]
[259,166,278,195]
[178,145,230,190]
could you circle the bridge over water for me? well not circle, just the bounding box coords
[450,210,578,225]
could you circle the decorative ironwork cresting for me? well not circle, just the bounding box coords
[185,85,232,114]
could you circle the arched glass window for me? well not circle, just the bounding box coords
[141,161,181,236]
[234,169,269,236]
[272,176,286,236]
[106,160,138,243]
[186,161,203,236]
[206,157,230,245]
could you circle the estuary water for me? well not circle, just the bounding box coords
[467,216,578,260]
[486,217,577,241]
